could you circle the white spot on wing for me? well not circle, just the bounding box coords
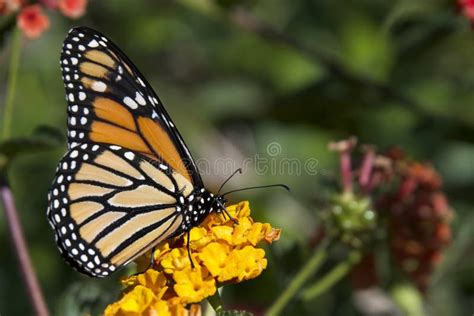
[137,77,146,87]
[88,39,99,48]
[135,92,146,106]
[123,97,138,109]
[92,81,107,92]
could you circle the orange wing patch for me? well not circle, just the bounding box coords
[90,121,150,153]
[84,50,115,68]
[94,98,136,131]
[137,117,191,181]
[80,62,110,79]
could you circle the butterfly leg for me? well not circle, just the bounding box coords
[223,208,239,224]
[218,201,239,225]
[187,231,195,269]
[130,247,156,276]
[149,246,157,269]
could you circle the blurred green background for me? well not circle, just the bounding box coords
[1,0,474,315]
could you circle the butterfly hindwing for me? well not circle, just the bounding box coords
[46,143,193,277]
[60,27,202,186]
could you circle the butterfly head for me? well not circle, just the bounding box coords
[212,194,227,213]
[196,190,228,216]
[180,189,227,232]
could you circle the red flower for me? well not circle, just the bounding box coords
[17,5,50,39]
[58,0,87,19]
[459,0,474,20]
[378,159,453,292]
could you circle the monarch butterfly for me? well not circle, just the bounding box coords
[47,27,287,278]
[46,27,237,278]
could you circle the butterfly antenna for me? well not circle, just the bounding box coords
[222,184,290,197]
[217,168,243,194]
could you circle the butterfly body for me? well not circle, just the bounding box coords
[178,189,221,232]
[47,27,225,277]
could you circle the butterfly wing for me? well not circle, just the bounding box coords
[47,143,193,277]
[60,26,202,186]
[49,27,205,276]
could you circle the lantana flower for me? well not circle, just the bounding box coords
[104,201,281,315]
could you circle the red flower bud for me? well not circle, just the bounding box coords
[58,0,87,19]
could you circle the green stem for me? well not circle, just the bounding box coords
[207,291,224,314]
[301,250,361,301]
[266,238,330,316]
[2,27,22,141]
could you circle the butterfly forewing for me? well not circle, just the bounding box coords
[46,143,193,277]
[60,27,202,185]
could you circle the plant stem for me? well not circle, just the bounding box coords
[208,291,224,314]
[340,149,353,194]
[301,250,361,301]
[0,176,49,316]
[266,238,330,316]
[359,146,375,194]
[2,27,21,141]
[329,137,357,194]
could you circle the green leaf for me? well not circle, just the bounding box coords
[0,125,64,170]
[383,0,437,32]
[339,18,394,81]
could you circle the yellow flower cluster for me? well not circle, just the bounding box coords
[104,201,281,316]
